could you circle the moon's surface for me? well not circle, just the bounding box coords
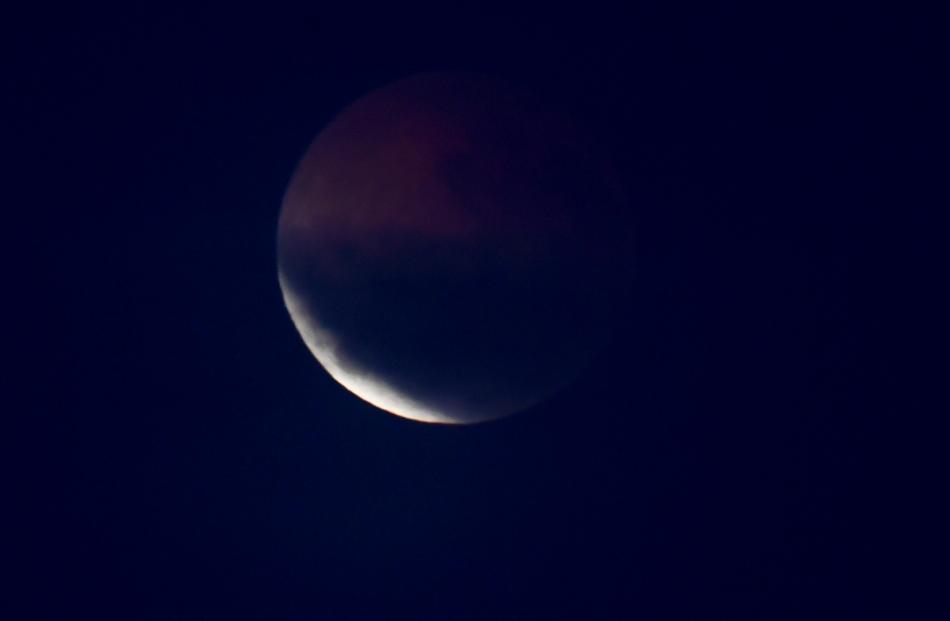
[278,73,632,424]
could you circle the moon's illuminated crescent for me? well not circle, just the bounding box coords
[279,272,464,424]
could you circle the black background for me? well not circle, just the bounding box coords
[11,3,936,619]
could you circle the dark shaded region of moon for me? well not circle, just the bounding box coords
[278,73,633,424]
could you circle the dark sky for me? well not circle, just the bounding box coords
[12,4,933,620]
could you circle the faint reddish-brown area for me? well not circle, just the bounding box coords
[279,72,629,278]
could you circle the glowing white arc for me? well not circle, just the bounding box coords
[279,272,458,424]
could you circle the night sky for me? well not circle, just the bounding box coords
[13,4,932,620]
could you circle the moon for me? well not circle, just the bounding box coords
[278,73,632,424]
